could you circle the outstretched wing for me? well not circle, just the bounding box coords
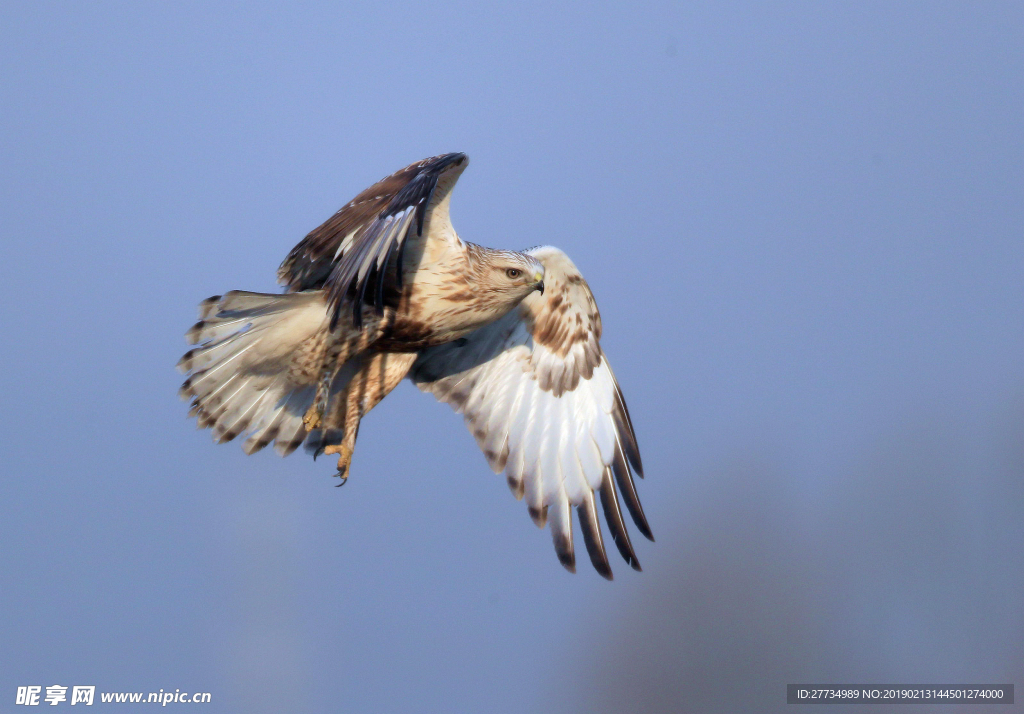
[410,246,650,579]
[278,153,468,329]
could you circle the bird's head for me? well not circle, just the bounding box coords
[492,252,546,298]
[453,247,546,330]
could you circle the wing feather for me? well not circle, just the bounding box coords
[549,494,576,573]
[522,390,548,527]
[611,438,653,541]
[504,374,533,502]
[611,370,644,477]
[558,390,589,505]
[277,153,468,329]
[412,246,649,577]
[577,490,612,580]
[599,467,641,571]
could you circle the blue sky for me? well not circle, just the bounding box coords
[1,2,1022,712]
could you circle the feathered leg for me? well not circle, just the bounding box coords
[302,309,389,430]
[302,367,335,430]
[316,350,419,482]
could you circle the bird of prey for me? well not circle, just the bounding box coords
[178,153,651,578]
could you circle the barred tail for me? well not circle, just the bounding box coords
[177,290,329,456]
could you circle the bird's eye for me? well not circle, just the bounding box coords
[505,268,522,279]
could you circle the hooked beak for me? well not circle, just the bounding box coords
[535,280,545,295]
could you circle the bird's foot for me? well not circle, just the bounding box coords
[303,404,323,430]
[322,443,353,486]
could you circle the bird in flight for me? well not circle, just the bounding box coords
[178,153,651,577]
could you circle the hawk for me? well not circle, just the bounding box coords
[178,153,651,578]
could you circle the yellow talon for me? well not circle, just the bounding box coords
[303,405,322,430]
[322,443,353,478]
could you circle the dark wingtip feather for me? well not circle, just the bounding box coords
[612,441,653,542]
[613,383,644,477]
[506,474,524,500]
[621,434,644,479]
[577,496,613,580]
[599,467,641,570]
[553,531,576,573]
[528,505,548,528]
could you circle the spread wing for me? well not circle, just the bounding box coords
[278,152,468,329]
[410,246,650,579]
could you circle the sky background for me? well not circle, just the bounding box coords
[1,2,1022,712]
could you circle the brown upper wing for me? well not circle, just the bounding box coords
[278,153,468,329]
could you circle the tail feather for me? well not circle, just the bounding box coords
[243,383,294,455]
[272,388,315,456]
[179,327,264,373]
[213,382,270,444]
[179,290,329,455]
